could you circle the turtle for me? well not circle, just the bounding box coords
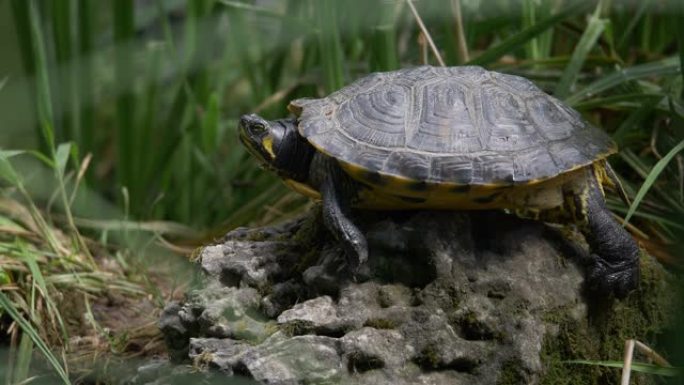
[238,65,640,298]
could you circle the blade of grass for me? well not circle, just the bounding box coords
[468,1,591,66]
[224,4,265,103]
[573,92,664,110]
[184,0,212,104]
[536,0,555,60]
[113,0,136,210]
[616,0,650,51]
[68,153,91,206]
[54,142,71,179]
[200,92,219,153]
[0,152,66,257]
[370,0,400,71]
[522,0,540,62]
[19,240,68,341]
[620,149,684,214]
[28,0,56,153]
[566,360,682,377]
[220,182,289,230]
[677,0,684,99]
[624,139,684,225]
[565,56,680,105]
[611,96,662,147]
[137,42,163,202]
[555,2,607,99]
[50,0,79,145]
[607,205,684,232]
[13,332,34,385]
[51,142,95,264]
[69,216,199,237]
[172,135,193,224]
[77,0,95,158]
[315,0,345,92]
[8,0,47,153]
[9,1,36,77]
[0,292,72,385]
[0,150,25,186]
[217,0,289,19]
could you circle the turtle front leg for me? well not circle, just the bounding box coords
[577,169,640,298]
[312,155,369,269]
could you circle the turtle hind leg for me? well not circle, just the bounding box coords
[576,168,640,298]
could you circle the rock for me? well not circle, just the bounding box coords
[188,338,250,373]
[160,209,677,385]
[277,296,344,335]
[340,327,410,369]
[237,335,343,385]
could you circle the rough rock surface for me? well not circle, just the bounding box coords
[158,209,675,385]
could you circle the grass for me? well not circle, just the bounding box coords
[0,0,683,383]
[0,148,151,384]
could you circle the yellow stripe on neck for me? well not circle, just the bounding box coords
[263,136,276,159]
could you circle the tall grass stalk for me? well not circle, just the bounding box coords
[113,0,137,207]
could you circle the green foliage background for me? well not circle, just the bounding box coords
[1,0,682,237]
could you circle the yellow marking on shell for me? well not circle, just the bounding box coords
[349,168,588,211]
[262,135,276,159]
[289,140,612,212]
[337,156,591,210]
[334,152,617,200]
[283,179,321,200]
[341,162,371,180]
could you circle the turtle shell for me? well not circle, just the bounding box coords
[289,66,616,186]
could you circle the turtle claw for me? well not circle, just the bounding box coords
[587,254,639,299]
[342,237,368,271]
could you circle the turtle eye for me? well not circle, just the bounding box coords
[251,123,267,135]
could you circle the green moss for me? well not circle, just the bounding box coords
[539,254,678,385]
[291,207,327,272]
[258,281,274,297]
[363,318,397,329]
[280,320,312,336]
[415,345,441,369]
[497,359,526,385]
[243,231,272,242]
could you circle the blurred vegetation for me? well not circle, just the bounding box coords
[0,0,683,383]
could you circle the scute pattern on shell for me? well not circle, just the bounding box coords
[289,66,616,185]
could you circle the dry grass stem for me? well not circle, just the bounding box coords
[405,0,445,66]
[450,0,469,63]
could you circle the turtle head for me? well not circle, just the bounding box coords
[239,114,283,166]
[238,113,314,182]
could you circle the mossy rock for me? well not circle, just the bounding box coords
[539,254,681,385]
